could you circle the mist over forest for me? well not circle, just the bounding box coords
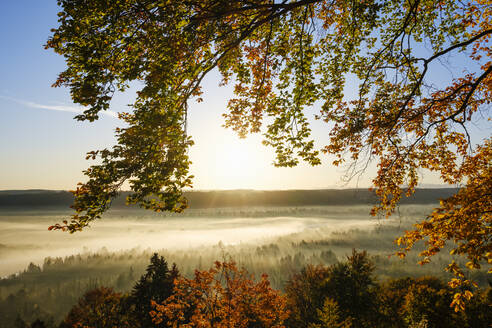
[1,188,490,327]
[0,188,458,276]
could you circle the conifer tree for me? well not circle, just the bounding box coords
[129,253,179,328]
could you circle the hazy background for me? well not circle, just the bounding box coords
[0,188,460,277]
[1,189,490,327]
[0,207,380,277]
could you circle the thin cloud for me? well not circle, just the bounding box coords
[0,95,118,118]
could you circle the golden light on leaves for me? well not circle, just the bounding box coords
[150,261,289,328]
[47,0,491,310]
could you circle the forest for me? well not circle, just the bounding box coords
[0,189,458,210]
[1,201,490,327]
[2,249,490,328]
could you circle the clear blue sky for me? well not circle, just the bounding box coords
[1,1,474,191]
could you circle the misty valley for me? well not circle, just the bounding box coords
[0,190,490,327]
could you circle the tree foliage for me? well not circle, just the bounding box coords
[5,253,492,327]
[150,260,289,328]
[286,250,377,328]
[309,298,352,328]
[46,0,491,300]
[284,264,332,327]
[284,255,491,328]
[59,286,133,328]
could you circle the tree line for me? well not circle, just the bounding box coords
[0,189,458,210]
[9,251,491,328]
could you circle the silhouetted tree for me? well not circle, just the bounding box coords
[322,250,378,327]
[377,278,417,328]
[285,264,332,328]
[59,287,132,328]
[129,253,179,328]
[286,250,378,328]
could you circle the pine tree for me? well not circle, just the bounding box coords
[129,253,179,328]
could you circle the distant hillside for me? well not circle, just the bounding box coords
[0,188,458,210]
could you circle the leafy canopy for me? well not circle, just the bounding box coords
[286,250,377,328]
[59,287,133,328]
[150,261,288,328]
[47,0,491,302]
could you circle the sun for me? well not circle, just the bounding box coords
[220,140,252,172]
[210,136,267,189]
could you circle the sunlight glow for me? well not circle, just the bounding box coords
[211,137,265,189]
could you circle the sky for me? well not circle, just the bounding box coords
[0,1,476,191]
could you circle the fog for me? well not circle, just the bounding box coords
[0,205,390,277]
[4,202,489,328]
